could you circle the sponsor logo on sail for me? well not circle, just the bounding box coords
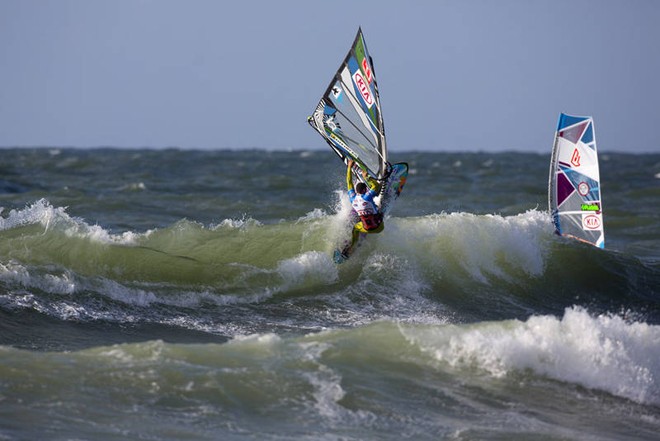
[571,148,581,167]
[330,132,350,150]
[325,115,340,131]
[583,214,601,230]
[352,71,374,108]
[578,181,590,196]
[361,58,373,83]
[581,203,600,212]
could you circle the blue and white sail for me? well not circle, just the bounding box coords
[548,113,604,248]
[308,28,388,180]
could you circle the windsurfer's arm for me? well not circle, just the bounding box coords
[360,168,380,192]
[346,159,354,191]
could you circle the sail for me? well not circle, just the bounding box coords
[308,28,388,179]
[548,113,604,248]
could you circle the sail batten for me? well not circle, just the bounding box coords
[549,113,605,248]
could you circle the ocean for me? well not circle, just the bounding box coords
[0,147,659,440]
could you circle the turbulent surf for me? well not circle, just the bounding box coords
[1,148,659,440]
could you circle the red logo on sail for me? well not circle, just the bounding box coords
[361,58,373,83]
[583,214,601,230]
[571,148,581,167]
[578,182,589,196]
[353,71,374,107]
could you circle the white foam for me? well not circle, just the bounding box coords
[390,209,550,283]
[295,339,379,427]
[405,307,660,405]
[0,260,223,311]
[96,278,159,307]
[97,340,166,365]
[231,332,281,345]
[296,208,328,223]
[0,198,61,231]
[304,363,346,419]
[212,217,262,230]
[0,262,76,295]
[0,199,140,245]
[295,340,348,421]
[277,251,339,287]
[118,182,147,191]
[323,189,356,245]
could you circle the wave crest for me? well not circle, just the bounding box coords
[403,307,660,405]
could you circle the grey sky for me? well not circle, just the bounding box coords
[1,0,659,152]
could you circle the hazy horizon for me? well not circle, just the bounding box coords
[2,145,656,156]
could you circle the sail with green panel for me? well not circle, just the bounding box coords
[308,28,387,180]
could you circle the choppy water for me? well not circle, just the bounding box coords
[1,148,659,440]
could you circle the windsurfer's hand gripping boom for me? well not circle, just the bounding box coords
[347,159,379,192]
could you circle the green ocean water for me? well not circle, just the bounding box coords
[1,148,659,440]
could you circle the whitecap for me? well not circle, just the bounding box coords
[0,199,141,245]
[277,251,338,287]
[405,307,660,405]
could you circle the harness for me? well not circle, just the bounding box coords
[360,212,383,231]
[351,192,382,231]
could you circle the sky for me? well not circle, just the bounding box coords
[1,0,659,153]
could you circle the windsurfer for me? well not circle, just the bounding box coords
[341,159,384,257]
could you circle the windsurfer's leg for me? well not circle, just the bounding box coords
[340,222,362,257]
[350,222,364,247]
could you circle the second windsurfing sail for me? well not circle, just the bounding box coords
[308,27,388,180]
[549,113,605,248]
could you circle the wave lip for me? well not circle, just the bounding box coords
[396,209,551,283]
[405,307,660,405]
[0,199,142,244]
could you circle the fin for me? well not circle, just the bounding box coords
[333,249,349,264]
